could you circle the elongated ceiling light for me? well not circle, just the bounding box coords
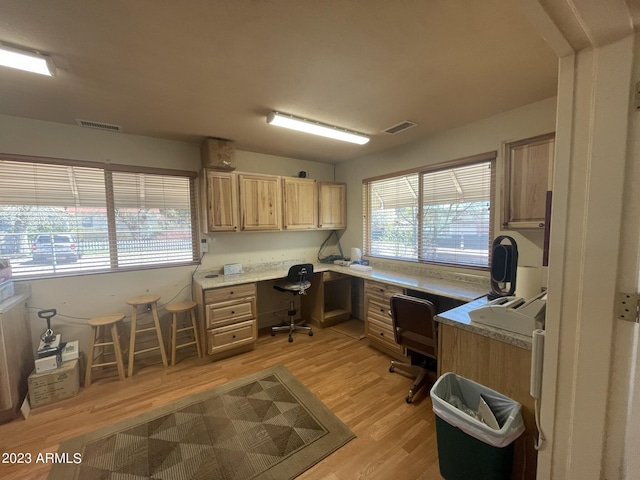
[267,112,369,145]
[0,43,56,76]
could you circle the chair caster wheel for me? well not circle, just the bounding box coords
[309,331,313,336]
[389,365,395,373]
[288,336,293,343]
[405,396,413,404]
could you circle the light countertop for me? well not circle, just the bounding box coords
[193,262,489,303]
[435,297,533,350]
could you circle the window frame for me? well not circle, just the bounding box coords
[0,152,199,279]
[363,151,496,270]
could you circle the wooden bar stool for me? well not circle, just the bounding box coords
[85,313,127,386]
[166,300,202,366]
[126,294,168,377]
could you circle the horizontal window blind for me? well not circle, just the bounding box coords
[0,157,198,278]
[364,174,419,260]
[363,154,495,268]
[421,162,491,267]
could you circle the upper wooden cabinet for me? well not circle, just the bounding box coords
[238,173,282,231]
[282,177,318,230]
[200,171,346,233]
[502,133,555,229]
[202,170,238,232]
[318,182,347,229]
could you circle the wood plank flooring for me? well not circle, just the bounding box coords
[0,327,444,480]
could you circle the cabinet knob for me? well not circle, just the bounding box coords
[380,332,384,337]
[230,291,234,295]
[231,310,235,314]
[539,222,545,228]
[232,335,236,339]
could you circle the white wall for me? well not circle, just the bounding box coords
[335,96,557,278]
[0,115,336,355]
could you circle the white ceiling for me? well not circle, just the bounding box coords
[0,0,559,164]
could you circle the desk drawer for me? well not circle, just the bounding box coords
[366,297,392,325]
[365,280,403,302]
[367,318,404,355]
[204,283,256,304]
[207,320,257,355]
[206,300,255,329]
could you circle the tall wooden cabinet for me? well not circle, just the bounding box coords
[0,293,32,423]
[503,133,555,229]
[318,182,347,229]
[282,177,318,230]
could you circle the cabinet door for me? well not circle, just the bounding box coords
[318,182,346,229]
[503,133,555,229]
[238,173,282,231]
[204,170,238,232]
[282,177,317,230]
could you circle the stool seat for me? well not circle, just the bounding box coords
[85,313,127,386]
[88,313,125,327]
[126,294,161,306]
[166,300,202,366]
[165,300,197,313]
[127,294,168,377]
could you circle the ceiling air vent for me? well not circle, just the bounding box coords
[76,119,122,132]
[383,120,417,135]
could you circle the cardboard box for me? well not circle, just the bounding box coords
[35,354,61,373]
[28,359,80,408]
[201,138,236,170]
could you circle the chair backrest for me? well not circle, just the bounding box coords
[390,293,437,360]
[285,263,314,284]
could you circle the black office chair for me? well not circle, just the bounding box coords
[388,293,437,403]
[271,263,314,342]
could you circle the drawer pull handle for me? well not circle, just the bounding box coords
[380,332,384,337]
[232,335,236,339]
[231,311,235,314]
[230,291,234,295]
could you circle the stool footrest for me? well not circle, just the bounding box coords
[176,341,197,349]
[132,346,161,355]
[91,360,118,369]
[134,326,157,334]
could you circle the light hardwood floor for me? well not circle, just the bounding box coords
[0,326,444,480]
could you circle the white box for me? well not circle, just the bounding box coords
[61,340,79,362]
[35,354,61,374]
[223,263,243,275]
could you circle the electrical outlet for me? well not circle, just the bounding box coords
[201,238,209,253]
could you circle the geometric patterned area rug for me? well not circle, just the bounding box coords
[48,365,355,480]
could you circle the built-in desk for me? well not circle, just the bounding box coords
[436,299,537,480]
[193,262,489,360]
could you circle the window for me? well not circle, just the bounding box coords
[0,155,198,278]
[363,152,495,268]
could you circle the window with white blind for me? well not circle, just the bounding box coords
[0,155,198,278]
[363,152,495,268]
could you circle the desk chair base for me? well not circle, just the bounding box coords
[271,305,313,343]
[389,360,430,404]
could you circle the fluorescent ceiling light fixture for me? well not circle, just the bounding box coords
[267,112,369,145]
[0,43,56,76]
